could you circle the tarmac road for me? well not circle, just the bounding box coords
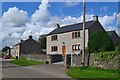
[2,59,71,78]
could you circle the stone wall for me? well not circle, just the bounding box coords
[20,53,119,69]
[72,53,119,69]
[21,54,51,63]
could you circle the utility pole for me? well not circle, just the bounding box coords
[82,0,86,66]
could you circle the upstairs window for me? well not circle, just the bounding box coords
[51,35,58,41]
[72,31,80,38]
[51,46,58,52]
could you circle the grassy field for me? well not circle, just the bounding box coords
[67,67,119,79]
[10,58,45,66]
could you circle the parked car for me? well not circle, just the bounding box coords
[3,53,10,59]
[3,55,10,59]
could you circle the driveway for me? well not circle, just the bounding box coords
[2,59,71,78]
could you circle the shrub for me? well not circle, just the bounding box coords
[94,51,119,62]
[88,31,115,53]
[116,40,120,51]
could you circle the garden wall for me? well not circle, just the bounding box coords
[20,51,120,69]
[72,51,120,69]
[21,54,51,63]
[21,54,63,63]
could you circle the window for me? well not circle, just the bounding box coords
[72,44,81,51]
[72,31,80,38]
[78,44,80,50]
[75,32,77,37]
[72,33,74,38]
[51,35,58,41]
[51,46,58,52]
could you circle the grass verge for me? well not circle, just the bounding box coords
[10,58,45,66]
[67,67,119,79]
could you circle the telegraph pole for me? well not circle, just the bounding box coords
[82,0,86,66]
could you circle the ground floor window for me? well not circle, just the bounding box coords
[72,44,81,51]
[51,46,58,52]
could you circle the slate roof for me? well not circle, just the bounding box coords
[107,31,116,36]
[15,36,38,46]
[47,20,94,36]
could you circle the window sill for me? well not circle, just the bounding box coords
[72,37,81,39]
[51,51,58,52]
[51,40,58,41]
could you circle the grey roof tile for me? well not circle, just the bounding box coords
[48,20,94,35]
[107,31,116,36]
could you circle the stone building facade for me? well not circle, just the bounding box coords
[47,16,105,55]
[11,35,40,59]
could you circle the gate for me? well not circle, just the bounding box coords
[50,54,63,63]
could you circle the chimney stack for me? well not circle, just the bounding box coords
[21,39,23,42]
[93,15,98,21]
[29,35,32,39]
[57,23,60,28]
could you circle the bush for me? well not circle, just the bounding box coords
[85,47,89,54]
[116,40,120,51]
[88,31,115,53]
[115,46,120,51]
[94,51,119,62]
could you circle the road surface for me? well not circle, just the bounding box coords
[2,59,71,78]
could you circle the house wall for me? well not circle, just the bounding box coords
[47,29,89,55]
[20,39,40,55]
[12,45,20,58]
[11,47,15,58]
[10,48,15,58]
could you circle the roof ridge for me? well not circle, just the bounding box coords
[47,20,94,36]
[107,30,115,32]
[60,20,93,28]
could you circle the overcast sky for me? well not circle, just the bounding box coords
[1,0,120,49]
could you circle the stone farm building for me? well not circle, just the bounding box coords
[11,35,40,59]
[46,16,119,55]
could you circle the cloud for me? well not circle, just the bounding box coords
[30,0,50,22]
[1,0,118,49]
[99,13,117,26]
[60,14,94,26]
[65,2,79,7]
[100,6,108,12]
[3,7,29,27]
[99,13,117,34]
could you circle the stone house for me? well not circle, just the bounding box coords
[107,30,119,47]
[46,16,105,55]
[11,35,41,59]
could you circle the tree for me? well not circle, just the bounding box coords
[116,38,120,51]
[88,31,115,53]
[38,34,46,49]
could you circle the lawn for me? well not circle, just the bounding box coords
[10,58,45,66]
[67,67,119,79]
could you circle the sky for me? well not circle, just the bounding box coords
[1,0,120,49]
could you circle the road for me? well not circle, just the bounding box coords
[2,59,71,78]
